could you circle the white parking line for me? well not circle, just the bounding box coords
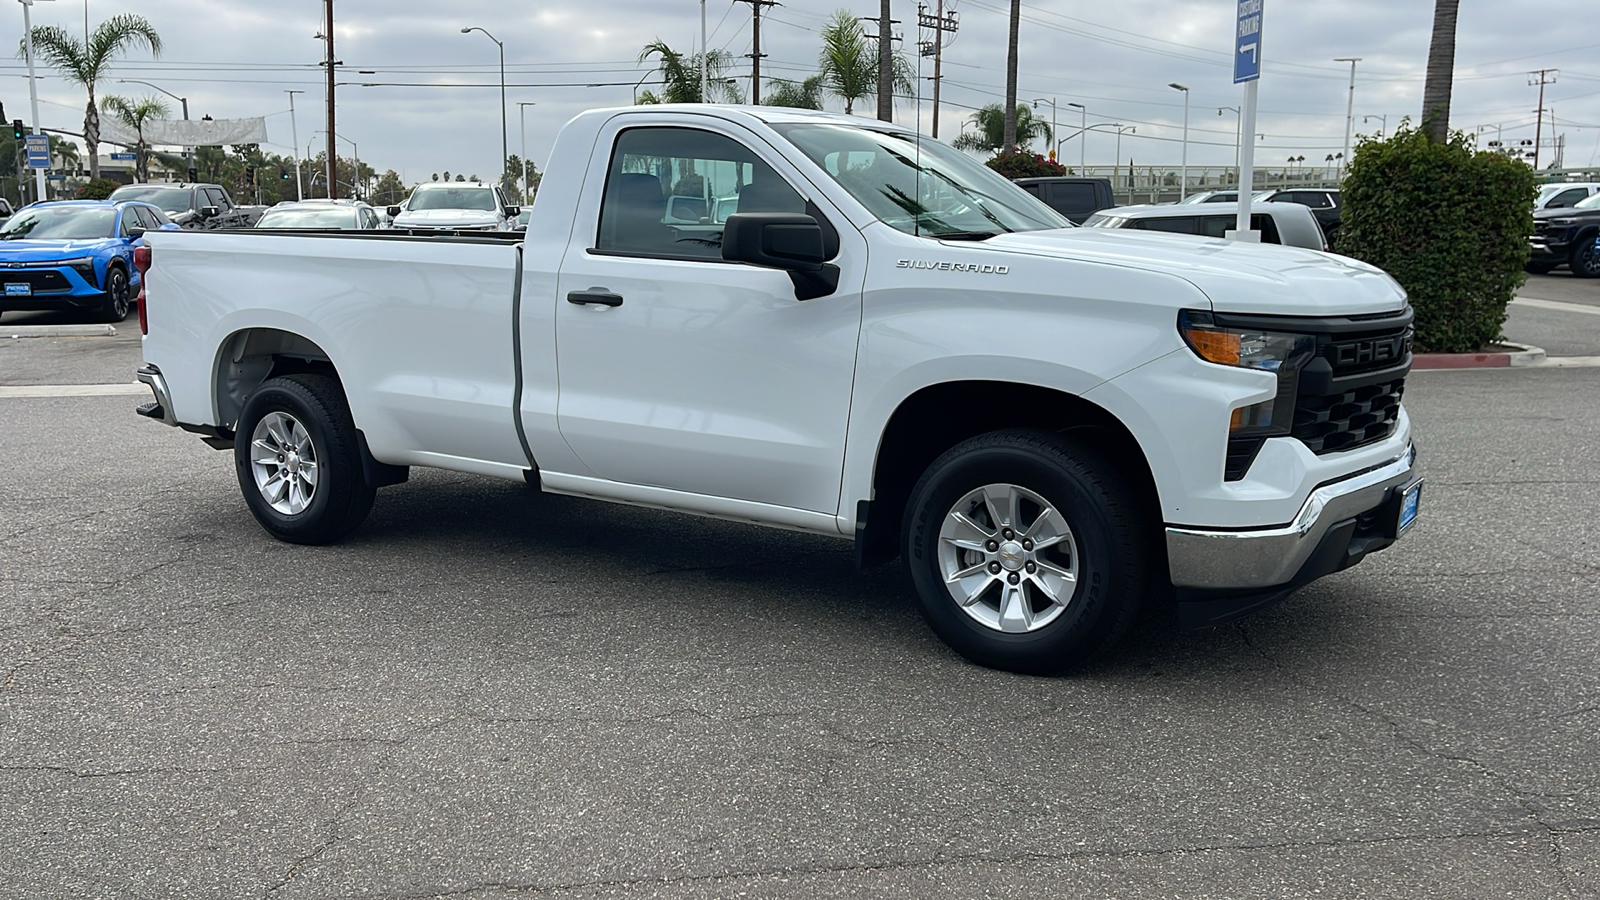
[1513,297,1600,316]
[0,383,149,398]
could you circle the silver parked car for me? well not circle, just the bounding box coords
[254,198,382,230]
[1082,201,1329,251]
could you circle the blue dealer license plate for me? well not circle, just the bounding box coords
[4,283,31,296]
[1397,480,1421,535]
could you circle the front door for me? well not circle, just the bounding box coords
[553,121,863,515]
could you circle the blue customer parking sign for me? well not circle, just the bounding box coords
[1235,0,1263,84]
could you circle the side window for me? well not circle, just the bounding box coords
[1047,182,1098,214]
[1197,215,1233,239]
[1548,189,1587,209]
[210,189,233,211]
[118,210,135,236]
[596,127,806,260]
[1018,183,1043,198]
[1251,213,1283,244]
[1137,216,1200,234]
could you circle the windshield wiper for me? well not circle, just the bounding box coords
[932,231,1003,241]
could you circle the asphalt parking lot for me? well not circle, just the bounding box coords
[2,279,1598,898]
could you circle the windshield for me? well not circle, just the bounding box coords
[774,123,1069,238]
[406,187,497,212]
[256,207,359,229]
[0,206,117,240]
[1574,193,1600,210]
[109,186,192,213]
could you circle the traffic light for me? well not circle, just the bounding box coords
[245,165,256,185]
[279,169,289,181]
[187,167,197,183]
[10,120,24,141]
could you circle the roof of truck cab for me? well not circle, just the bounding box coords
[595,104,910,131]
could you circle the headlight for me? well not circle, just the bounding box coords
[1547,217,1577,227]
[1179,310,1316,436]
[56,257,99,284]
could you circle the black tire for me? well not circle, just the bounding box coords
[1569,233,1600,278]
[901,429,1149,675]
[1525,261,1557,276]
[100,265,131,323]
[234,374,376,545]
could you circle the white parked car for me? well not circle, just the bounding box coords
[1083,201,1329,251]
[1534,183,1600,211]
[133,105,1418,674]
[255,198,382,230]
[387,182,520,231]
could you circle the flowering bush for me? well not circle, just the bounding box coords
[985,151,1067,179]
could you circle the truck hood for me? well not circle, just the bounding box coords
[392,208,501,228]
[0,238,119,261]
[972,228,1408,316]
[1533,206,1600,222]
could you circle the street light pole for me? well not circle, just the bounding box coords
[1030,98,1056,161]
[517,101,535,206]
[1067,102,1085,172]
[1335,57,1361,172]
[117,78,191,182]
[1218,106,1241,173]
[1363,113,1387,138]
[286,90,304,200]
[462,26,508,198]
[1114,124,1135,200]
[1168,82,1189,200]
[19,0,52,203]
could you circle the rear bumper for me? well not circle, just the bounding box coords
[1166,443,1419,626]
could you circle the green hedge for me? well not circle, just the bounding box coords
[77,178,121,200]
[1336,124,1537,353]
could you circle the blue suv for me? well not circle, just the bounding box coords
[0,199,176,322]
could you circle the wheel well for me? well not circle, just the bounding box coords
[213,328,339,432]
[857,381,1163,568]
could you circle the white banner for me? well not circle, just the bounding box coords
[99,117,269,147]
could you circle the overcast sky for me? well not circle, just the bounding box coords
[7,0,1599,185]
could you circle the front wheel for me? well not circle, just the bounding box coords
[234,374,376,545]
[1570,234,1600,278]
[902,429,1150,674]
[100,266,131,323]
[1525,261,1556,276]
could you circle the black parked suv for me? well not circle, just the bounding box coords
[106,182,252,229]
[1529,192,1600,277]
[1256,188,1341,244]
[1012,177,1116,224]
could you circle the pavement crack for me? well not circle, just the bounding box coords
[262,798,359,897]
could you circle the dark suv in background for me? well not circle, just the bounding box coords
[1256,188,1341,244]
[107,182,253,229]
[1529,192,1600,277]
[1012,177,1116,224]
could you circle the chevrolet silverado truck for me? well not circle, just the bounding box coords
[133,105,1421,674]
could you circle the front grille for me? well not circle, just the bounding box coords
[0,269,73,294]
[1319,328,1412,375]
[1533,221,1548,239]
[1293,376,1406,453]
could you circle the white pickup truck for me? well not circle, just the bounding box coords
[133,105,1420,674]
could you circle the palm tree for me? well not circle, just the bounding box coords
[1420,0,1459,142]
[48,135,80,174]
[817,9,914,115]
[100,94,168,183]
[764,76,825,110]
[951,104,1052,153]
[636,40,743,104]
[1003,0,1021,149]
[21,14,162,179]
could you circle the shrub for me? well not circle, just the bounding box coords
[1336,122,1537,353]
[985,150,1066,180]
[77,178,121,200]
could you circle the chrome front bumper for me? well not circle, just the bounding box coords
[1166,444,1419,591]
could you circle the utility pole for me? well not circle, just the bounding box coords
[700,0,708,102]
[286,90,304,201]
[322,0,338,199]
[918,2,958,137]
[736,0,777,105]
[1529,68,1557,170]
[877,0,893,121]
[1335,58,1360,176]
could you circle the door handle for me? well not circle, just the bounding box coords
[566,288,624,308]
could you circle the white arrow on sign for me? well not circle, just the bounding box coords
[1239,42,1258,64]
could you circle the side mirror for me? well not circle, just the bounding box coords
[158,222,181,231]
[387,205,402,218]
[200,205,220,219]
[721,213,839,301]
[127,227,146,239]
[722,213,827,271]
[504,205,521,219]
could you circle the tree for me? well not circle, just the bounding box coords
[21,14,162,179]
[1003,0,1021,150]
[49,135,80,174]
[1420,0,1459,142]
[99,94,169,183]
[636,40,743,104]
[763,76,825,110]
[817,9,912,115]
[951,104,1052,153]
[372,170,406,207]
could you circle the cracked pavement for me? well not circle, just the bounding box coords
[1,316,1598,898]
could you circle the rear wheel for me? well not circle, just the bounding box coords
[902,429,1149,674]
[234,374,375,544]
[100,266,131,323]
[1570,233,1600,278]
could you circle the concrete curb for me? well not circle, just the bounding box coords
[1412,342,1546,370]
[2,324,117,338]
